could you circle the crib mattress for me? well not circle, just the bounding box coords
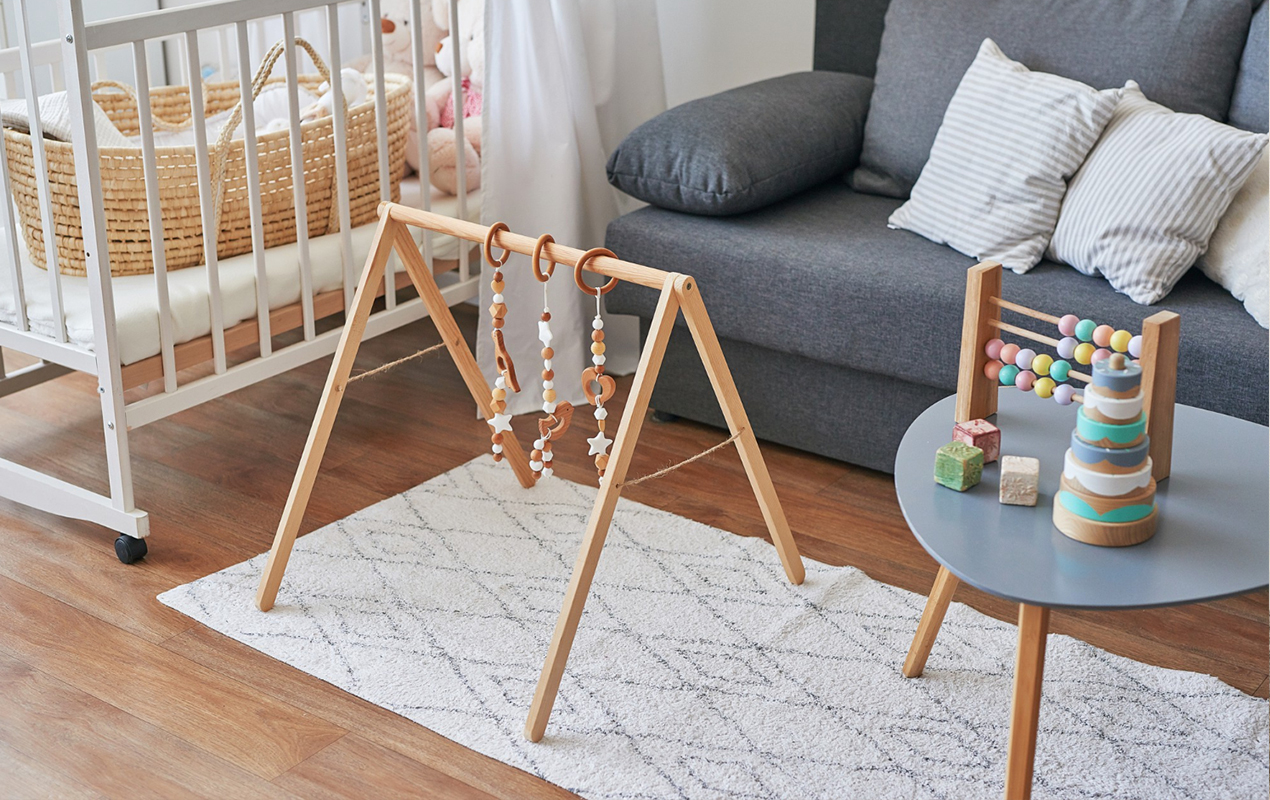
[0,178,479,367]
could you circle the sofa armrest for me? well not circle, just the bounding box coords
[606,71,873,216]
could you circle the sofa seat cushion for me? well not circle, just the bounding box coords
[605,183,1269,424]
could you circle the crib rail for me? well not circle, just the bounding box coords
[0,0,480,541]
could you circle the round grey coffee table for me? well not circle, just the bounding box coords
[895,390,1268,800]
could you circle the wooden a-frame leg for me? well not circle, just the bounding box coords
[392,226,535,488]
[524,275,683,743]
[903,565,960,678]
[255,216,400,612]
[1005,604,1049,800]
[675,276,805,585]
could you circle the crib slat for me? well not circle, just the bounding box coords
[185,30,228,373]
[0,107,26,331]
[447,0,469,282]
[282,14,316,341]
[131,41,178,392]
[49,61,65,91]
[235,21,272,358]
[216,27,232,81]
[325,3,355,315]
[408,0,434,272]
[13,0,66,341]
[367,0,395,309]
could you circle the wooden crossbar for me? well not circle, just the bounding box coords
[990,319,1062,348]
[253,203,805,747]
[992,297,1061,325]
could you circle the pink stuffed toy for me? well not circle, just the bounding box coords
[424,0,483,194]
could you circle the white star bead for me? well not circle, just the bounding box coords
[543,401,557,414]
[529,460,543,471]
[593,318,604,330]
[538,319,553,346]
[542,380,553,390]
[489,413,513,434]
[493,293,504,303]
[542,467,553,478]
[543,450,553,462]
[595,407,608,420]
[491,444,503,454]
[593,354,606,366]
[587,431,613,456]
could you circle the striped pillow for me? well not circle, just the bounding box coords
[1048,82,1268,305]
[888,39,1122,273]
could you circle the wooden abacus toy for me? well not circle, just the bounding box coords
[955,261,1180,546]
[251,203,806,744]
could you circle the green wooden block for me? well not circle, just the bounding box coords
[934,441,984,492]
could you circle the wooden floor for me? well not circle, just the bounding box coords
[0,306,1265,798]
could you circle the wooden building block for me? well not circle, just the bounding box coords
[1000,455,1040,506]
[953,418,1000,463]
[935,441,984,492]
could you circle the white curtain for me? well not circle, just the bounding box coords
[480,0,666,416]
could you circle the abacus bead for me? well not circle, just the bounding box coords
[1031,353,1053,377]
[1074,342,1096,365]
[985,338,1005,360]
[1058,314,1079,337]
[1092,324,1114,348]
[1054,384,1075,405]
[542,369,554,380]
[1091,348,1111,363]
[1074,318,1096,342]
[984,360,1004,381]
[541,347,554,359]
[998,364,1020,386]
[1128,334,1143,358]
[1035,376,1056,398]
[1015,370,1036,392]
[999,343,1020,365]
[1110,329,1132,353]
[1050,359,1071,382]
[1014,348,1035,370]
[544,389,557,402]
[591,342,606,355]
[1056,337,1077,359]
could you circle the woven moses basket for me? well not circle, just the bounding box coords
[3,39,410,277]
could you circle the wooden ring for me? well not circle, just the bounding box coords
[532,234,555,282]
[573,247,619,296]
[483,221,511,267]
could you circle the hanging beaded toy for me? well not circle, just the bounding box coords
[529,234,573,480]
[574,248,619,480]
[485,222,519,462]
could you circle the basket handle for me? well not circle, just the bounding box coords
[91,79,199,131]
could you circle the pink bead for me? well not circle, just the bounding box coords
[1091,348,1112,363]
[999,343,1020,365]
[1092,325,1114,348]
[984,338,1005,360]
[1014,348,1036,370]
[1014,370,1036,392]
[1054,384,1075,405]
[1128,335,1143,358]
[1056,337,1077,359]
[984,360,1004,381]
[1058,314,1080,337]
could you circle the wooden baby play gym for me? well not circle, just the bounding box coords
[252,201,806,741]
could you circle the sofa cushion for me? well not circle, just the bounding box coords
[851,0,1256,199]
[1230,2,1269,134]
[605,183,1269,424]
[606,72,873,216]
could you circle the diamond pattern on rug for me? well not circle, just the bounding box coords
[160,458,1268,800]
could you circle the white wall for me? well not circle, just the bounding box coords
[654,0,815,107]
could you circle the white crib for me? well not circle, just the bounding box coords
[0,0,479,561]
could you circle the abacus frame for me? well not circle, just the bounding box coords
[252,202,807,744]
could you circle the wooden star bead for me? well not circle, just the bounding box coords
[542,369,554,380]
[541,347,554,359]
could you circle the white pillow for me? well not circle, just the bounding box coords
[1048,82,1268,305]
[888,39,1121,273]
[1198,150,1269,328]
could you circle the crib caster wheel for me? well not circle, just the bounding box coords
[115,535,147,564]
[650,409,680,424]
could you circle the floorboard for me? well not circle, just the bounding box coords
[0,305,1264,797]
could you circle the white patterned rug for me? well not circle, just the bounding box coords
[160,458,1268,800]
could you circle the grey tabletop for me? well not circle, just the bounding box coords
[895,391,1269,609]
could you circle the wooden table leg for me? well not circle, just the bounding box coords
[1005,604,1050,800]
[903,565,960,678]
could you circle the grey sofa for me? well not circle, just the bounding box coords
[604,0,1269,473]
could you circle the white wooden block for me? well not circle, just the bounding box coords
[999,455,1040,507]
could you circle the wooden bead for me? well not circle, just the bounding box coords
[492,433,504,444]
[541,347,554,359]
[530,449,543,461]
[592,330,604,342]
[492,401,506,412]
[489,303,507,318]
[595,454,609,469]
[542,369,554,380]
[492,388,506,401]
[493,453,504,462]
[492,318,504,329]
[597,420,605,432]
[543,389,557,402]
[591,342,606,355]
[491,280,505,293]
[542,311,551,321]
